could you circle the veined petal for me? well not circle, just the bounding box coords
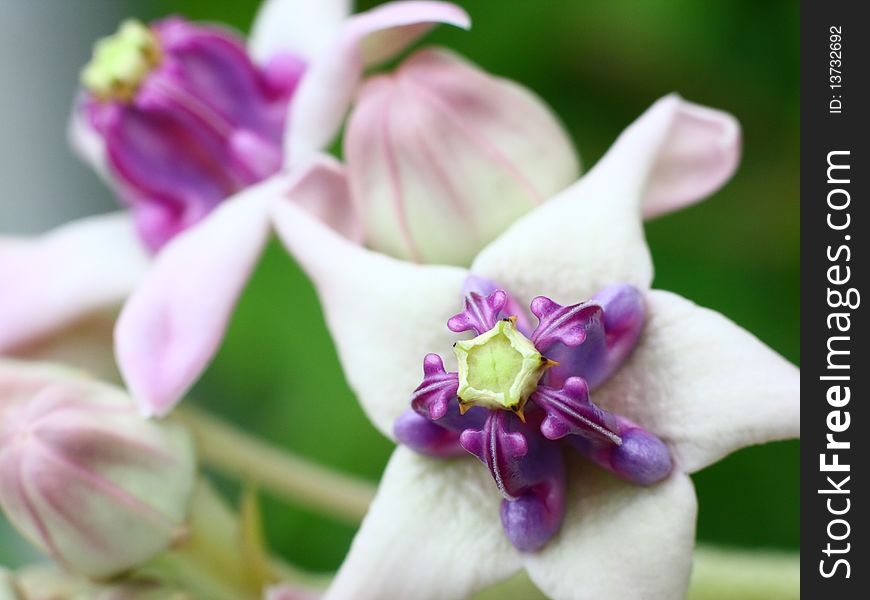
[0,213,148,354]
[324,447,521,600]
[115,177,284,416]
[641,98,741,218]
[524,464,696,600]
[285,1,471,166]
[248,0,352,63]
[271,197,467,437]
[593,290,800,473]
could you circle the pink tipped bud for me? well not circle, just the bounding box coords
[345,48,579,266]
[0,362,196,578]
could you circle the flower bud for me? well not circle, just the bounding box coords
[77,17,304,251]
[0,364,196,577]
[345,48,579,266]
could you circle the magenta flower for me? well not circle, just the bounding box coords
[268,96,799,599]
[0,1,471,413]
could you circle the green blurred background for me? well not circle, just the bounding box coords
[1,0,798,574]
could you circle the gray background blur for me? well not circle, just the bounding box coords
[0,1,128,233]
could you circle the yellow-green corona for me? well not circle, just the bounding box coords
[81,20,161,101]
[453,317,555,417]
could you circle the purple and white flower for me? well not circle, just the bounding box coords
[268,95,798,600]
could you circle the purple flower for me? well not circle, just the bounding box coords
[269,95,798,599]
[0,1,471,415]
[77,17,300,252]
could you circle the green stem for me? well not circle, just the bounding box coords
[471,546,800,600]
[174,406,376,525]
[687,546,799,600]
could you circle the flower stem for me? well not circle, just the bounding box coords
[173,405,376,525]
[470,545,799,600]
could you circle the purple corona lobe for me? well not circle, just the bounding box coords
[396,284,671,552]
[81,17,303,251]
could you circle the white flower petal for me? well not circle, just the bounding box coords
[115,178,283,417]
[271,197,467,437]
[594,290,800,473]
[641,99,741,219]
[248,0,352,63]
[0,213,148,355]
[285,1,471,166]
[325,447,520,600]
[471,97,689,305]
[525,464,697,600]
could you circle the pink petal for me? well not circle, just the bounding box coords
[271,194,467,437]
[115,179,281,416]
[324,447,521,600]
[0,213,148,355]
[248,0,352,63]
[284,1,471,166]
[525,463,697,600]
[641,96,740,218]
[593,290,800,474]
[278,155,363,244]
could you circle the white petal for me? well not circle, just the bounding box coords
[641,99,741,219]
[471,97,689,305]
[115,178,283,417]
[0,213,148,354]
[271,197,467,437]
[594,290,800,473]
[325,447,520,600]
[248,0,352,63]
[525,464,697,600]
[284,1,471,166]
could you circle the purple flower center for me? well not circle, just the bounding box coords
[394,281,672,552]
[80,18,305,251]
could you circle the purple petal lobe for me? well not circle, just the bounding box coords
[568,417,672,486]
[532,378,621,444]
[410,354,459,420]
[589,283,646,386]
[448,290,507,335]
[543,284,645,390]
[394,409,465,458]
[610,428,673,485]
[462,275,533,335]
[500,477,565,552]
[530,296,603,351]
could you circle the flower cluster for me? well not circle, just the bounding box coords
[0,1,799,599]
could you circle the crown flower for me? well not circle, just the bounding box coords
[269,95,798,600]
